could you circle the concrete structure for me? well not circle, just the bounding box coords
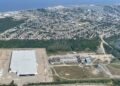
[85,57,92,65]
[49,56,78,64]
[60,57,78,63]
[0,69,3,77]
[9,50,37,76]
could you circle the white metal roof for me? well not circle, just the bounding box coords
[10,50,37,76]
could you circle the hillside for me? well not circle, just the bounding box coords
[0,5,120,40]
[0,5,120,57]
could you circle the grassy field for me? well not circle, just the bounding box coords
[52,66,106,80]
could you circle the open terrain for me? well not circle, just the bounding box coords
[52,66,107,80]
[107,63,120,75]
[0,48,52,86]
[0,4,120,86]
[27,84,110,86]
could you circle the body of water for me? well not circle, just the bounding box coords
[0,0,120,12]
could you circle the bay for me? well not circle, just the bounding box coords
[0,0,120,12]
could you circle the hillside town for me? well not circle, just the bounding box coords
[0,5,120,40]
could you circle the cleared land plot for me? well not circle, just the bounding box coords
[0,48,52,86]
[28,84,110,86]
[107,64,120,75]
[52,66,106,80]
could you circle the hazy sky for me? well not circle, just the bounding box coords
[0,0,120,11]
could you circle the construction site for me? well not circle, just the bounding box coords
[0,48,52,86]
[0,48,119,86]
[49,52,120,81]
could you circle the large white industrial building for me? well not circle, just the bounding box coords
[9,50,38,76]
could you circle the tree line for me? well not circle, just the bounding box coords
[0,38,100,53]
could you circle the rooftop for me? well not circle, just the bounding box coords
[10,50,37,76]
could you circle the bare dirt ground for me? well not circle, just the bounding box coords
[52,66,107,81]
[37,84,110,86]
[107,64,120,76]
[64,85,109,86]
[0,48,53,86]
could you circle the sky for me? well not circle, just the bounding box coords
[0,0,120,11]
